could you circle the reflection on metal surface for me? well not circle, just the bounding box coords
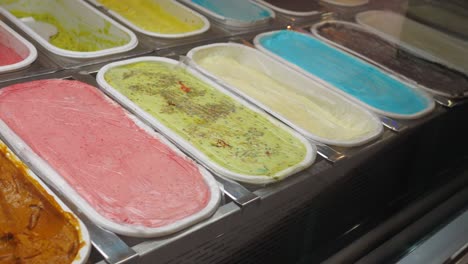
[215,175,260,207]
[450,242,468,264]
[36,2,464,262]
[379,116,407,132]
[85,219,140,264]
[397,208,468,264]
[434,95,468,108]
[315,143,346,163]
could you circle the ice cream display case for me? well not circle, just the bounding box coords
[0,0,467,263]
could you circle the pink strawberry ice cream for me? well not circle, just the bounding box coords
[0,79,212,228]
[0,42,23,66]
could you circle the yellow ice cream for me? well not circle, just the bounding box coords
[195,52,378,142]
[97,0,204,34]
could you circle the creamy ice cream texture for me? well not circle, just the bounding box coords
[1,0,130,52]
[0,79,212,228]
[0,42,22,66]
[356,10,468,75]
[103,60,309,178]
[190,0,272,22]
[0,141,82,264]
[257,30,433,118]
[0,22,24,67]
[191,45,381,145]
[315,22,468,98]
[97,0,205,35]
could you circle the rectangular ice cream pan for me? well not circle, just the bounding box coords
[311,20,468,99]
[0,0,138,59]
[253,0,320,17]
[0,79,221,238]
[254,30,436,120]
[187,42,383,147]
[177,0,276,29]
[0,139,91,264]
[0,19,37,73]
[355,10,468,76]
[96,56,316,185]
[88,0,211,39]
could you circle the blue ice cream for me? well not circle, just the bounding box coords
[256,30,433,118]
[191,0,272,22]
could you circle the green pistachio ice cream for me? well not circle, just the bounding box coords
[0,0,130,53]
[10,11,127,52]
[103,61,309,177]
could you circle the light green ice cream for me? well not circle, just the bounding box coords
[104,61,308,177]
[195,53,378,142]
[0,0,131,53]
[10,10,127,52]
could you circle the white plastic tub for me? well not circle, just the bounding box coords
[0,82,221,237]
[178,0,275,28]
[0,20,37,73]
[0,0,137,58]
[187,43,383,147]
[97,56,316,185]
[0,140,91,264]
[89,0,210,39]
